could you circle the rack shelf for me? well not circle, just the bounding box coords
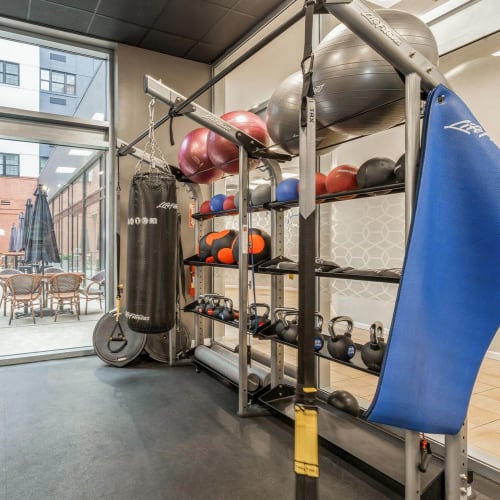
[191,183,404,219]
[257,323,381,376]
[184,255,401,284]
[268,183,405,211]
[184,300,270,334]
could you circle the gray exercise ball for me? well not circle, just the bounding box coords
[312,9,438,136]
[266,71,350,155]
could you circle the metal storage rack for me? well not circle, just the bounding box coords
[119,1,471,498]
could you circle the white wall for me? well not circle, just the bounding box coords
[0,38,39,111]
[0,138,39,177]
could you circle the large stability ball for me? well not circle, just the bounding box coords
[207,111,270,175]
[178,127,224,184]
[266,71,350,155]
[312,9,438,136]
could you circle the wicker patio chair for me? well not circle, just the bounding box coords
[47,272,83,322]
[80,270,105,314]
[0,269,23,317]
[6,274,43,325]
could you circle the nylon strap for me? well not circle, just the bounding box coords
[300,0,316,128]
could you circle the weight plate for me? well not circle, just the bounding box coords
[144,322,190,363]
[93,310,147,367]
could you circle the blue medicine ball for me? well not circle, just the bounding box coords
[276,178,299,202]
[210,194,226,212]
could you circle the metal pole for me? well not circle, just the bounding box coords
[445,422,469,500]
[295,95,319,499]
[404,72,422,500]
[238,145,250,416]
[262,158,285,387]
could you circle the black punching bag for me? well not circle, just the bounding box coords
[126,172,178,333]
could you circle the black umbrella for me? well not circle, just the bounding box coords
[23,198,33,251]
[8,223,17,252]
[25,185,60,267]
[14,213,25,252]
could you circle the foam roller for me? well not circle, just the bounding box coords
[194,345,260,392]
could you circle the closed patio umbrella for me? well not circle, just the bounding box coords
[23,198,33,251]
[8,224,17,252]
[14,213,25,252]
[25,185,60,269]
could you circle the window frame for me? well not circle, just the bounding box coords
[0,152,20,176]
[40,68,76,96]
[0,60,20,86]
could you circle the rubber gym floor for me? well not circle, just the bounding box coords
[0,355,497,500]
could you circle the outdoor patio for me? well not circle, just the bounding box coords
[0,299,103,363]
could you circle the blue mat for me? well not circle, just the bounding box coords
[365,85,500,435]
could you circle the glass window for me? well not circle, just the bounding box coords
[40,68,76,96]
[0,60,20,86]
[0,33,109,120]
[0,153,20,176]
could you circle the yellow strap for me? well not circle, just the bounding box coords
[294,404,319,478]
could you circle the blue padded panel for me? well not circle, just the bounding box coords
[365,85,500,435]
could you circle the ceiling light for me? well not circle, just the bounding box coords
[492,50,500,57]
[369,0,400,7]
[68,149,93,156]
[420,0,471,24]
[92,112,105,121]
[55,166,76,174]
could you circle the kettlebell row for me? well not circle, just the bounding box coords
[272,308,386,373]
[193,295,271,333]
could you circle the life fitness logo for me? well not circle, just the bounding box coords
[444,120,497,145]
[127,202,178,226]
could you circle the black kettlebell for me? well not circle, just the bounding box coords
[248,303,271,332]
[196,294,207,314]
[211,296,225,318]
[273,307,298,337]
[280,311,300,344]
[314,312,325,352]
[361,320,386,372]
[327,316,356,361]
[205,295,222,316]
[219,298,235,322]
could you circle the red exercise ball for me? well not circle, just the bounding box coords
[325,165,359,197]
[316,172,327,196]
[178,128,224,184]
[223,195,236,211]
[206,111,270,175]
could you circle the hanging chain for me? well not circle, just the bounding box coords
[135,97,172,175]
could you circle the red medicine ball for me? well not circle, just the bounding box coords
[325,165,359,198]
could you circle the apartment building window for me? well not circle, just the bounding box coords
[40,69,76,95]
[0,60,20,86]
[0,153,20,176]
